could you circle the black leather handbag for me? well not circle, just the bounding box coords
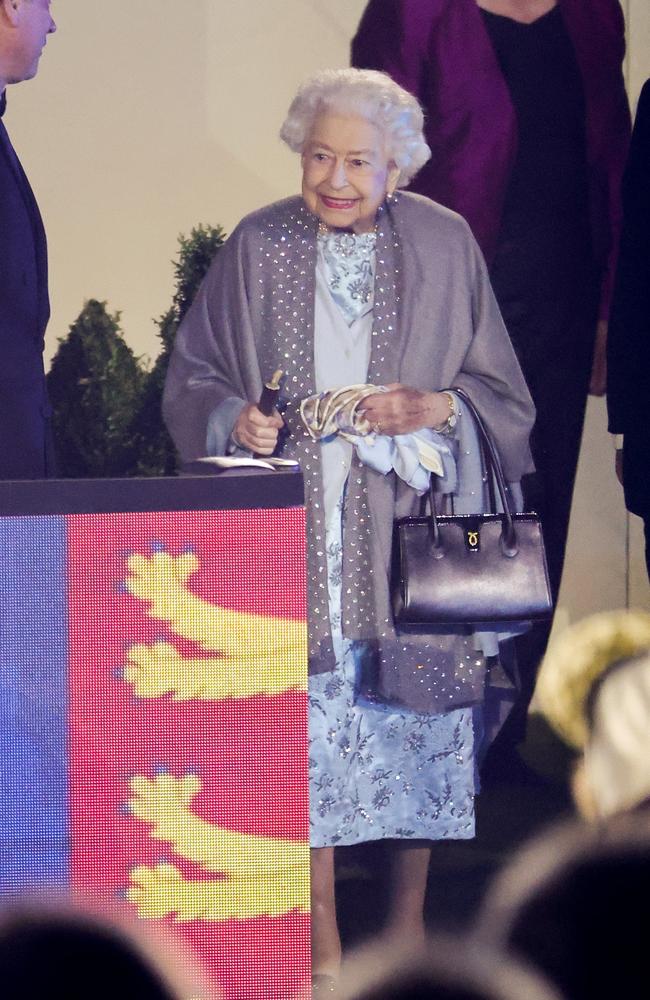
[391,390,552,627]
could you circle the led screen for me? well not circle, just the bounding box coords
[0,505,309,999]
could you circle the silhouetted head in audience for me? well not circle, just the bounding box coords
[476,815,650,1000]
[0,901,204,999]
[331,933,563,1000]
[535,609,650,819]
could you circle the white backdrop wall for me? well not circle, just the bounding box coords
[6,0,650,619]
[7,1,366,365]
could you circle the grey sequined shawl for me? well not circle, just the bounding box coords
[163,192,535,709]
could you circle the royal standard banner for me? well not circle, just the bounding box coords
[0,501,309,999]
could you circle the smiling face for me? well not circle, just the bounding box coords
[301,111,400,234]
[1,0,56,86]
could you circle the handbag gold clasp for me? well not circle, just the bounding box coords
[466,527,480,552]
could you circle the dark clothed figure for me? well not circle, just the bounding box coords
[352,0,631,750]
[0,0,57,480]
[479,6,598,747]
[607,80,650,579]
[0,91,55,478]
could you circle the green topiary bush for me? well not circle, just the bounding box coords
[47,224,226,478]
[47,299,145,477]
[129,224,226,476]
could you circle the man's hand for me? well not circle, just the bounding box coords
[589,319,608,396]
[233,404,283,455]
[358,384,451,436]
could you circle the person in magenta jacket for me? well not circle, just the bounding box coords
[353,0,631,765]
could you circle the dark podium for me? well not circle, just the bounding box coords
[0,471,309,1000]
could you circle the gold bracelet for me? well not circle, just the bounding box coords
[433,391,458,434]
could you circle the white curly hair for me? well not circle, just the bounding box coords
[280,68,431,187]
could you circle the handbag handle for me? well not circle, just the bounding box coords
[428,388,518,556]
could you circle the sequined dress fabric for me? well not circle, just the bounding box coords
[309,232,475,847]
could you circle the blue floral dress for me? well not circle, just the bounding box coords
[308,231,476,848]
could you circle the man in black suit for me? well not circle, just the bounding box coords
[0,0,57,479]
[607,80,650,579]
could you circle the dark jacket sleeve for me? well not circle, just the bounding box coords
[606,80,650,433]
[352,0,437,102]
[0,116,53,479]
[588,0,632,321]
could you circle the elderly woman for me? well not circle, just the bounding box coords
[163,68,534,985]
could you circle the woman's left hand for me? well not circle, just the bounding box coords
[358,384,450,436]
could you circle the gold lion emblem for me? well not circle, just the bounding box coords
[119,546,309,923]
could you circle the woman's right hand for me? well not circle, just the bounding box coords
[233,404,284,455]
